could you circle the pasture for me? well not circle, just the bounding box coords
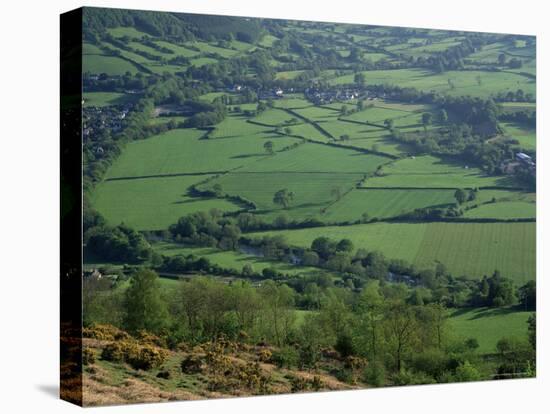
[329,68,535,98]
[464,201,536,219]
[362,155,520,189]
[199,172,362,221]
[153,242,336,278]
[83,54,140,75]
[323,188,456,222]
[93,175,242,231]
[448,307,532,354]
[250,221,536,283]
[500,122,536,151]
[83,92,138,107]
[238,142,390,174]
[103,128,300,179]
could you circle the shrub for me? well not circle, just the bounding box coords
[83,323,130,341]
[362,361,386,387]
[135,330,166,348]
[392,370,436,386]
[82,348,95,366]
[335,332,355,358]
[128,344,167,370]
[455,361,482,382]
[101,342,126,363]
[181,355,203,374]
[101,340,167,370]
[289,375,324,392]
[271,346,300,368]
[335,367,354,384]
[410,349,448,378]
[156,370,171,379]
[257,348,272,363]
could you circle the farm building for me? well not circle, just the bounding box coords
[516,152,534,165]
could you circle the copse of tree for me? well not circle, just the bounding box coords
[273,189,295,209]
[476,271,516,307]
[85,223,153,263]
[454,189,467,204]
[264,140,274,154]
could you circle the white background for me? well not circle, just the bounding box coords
[0,0,548,412]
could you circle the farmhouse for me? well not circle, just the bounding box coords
[516,152,535,166]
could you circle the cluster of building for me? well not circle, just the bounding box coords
[304,87,371,105]
[82,104,132,144]
[501,152,536,174]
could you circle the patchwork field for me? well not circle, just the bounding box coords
[250,222,536,283]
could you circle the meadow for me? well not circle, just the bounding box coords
[103,128,300,179]
[153,242,337,278]
[199,171,362,221]
[500,122,536,151]
[83,54,140,76]
[83,92,139,107]
[250,221,536,283]
[362,155,519,189]
[323,188,456,222]
[329,68,535,98]
[448,307,532,354]
[92,175,242,231]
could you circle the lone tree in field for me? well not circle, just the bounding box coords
[340,105,349,116]
[476,75,482,86]
[384,118,394,129]
[212,183,223,197]
[273,189,294,209]
[284,126,292,135]
[340,134,350,141]
[264,140,274,155]
[454,189,467,204]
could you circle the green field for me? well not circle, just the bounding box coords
[83,54,140,75]
[362,155,519,189]
[199,172,362,221]
[250,221,535,283]
[464,201,536,219]
[500,122,536,151]
[238,142,390,174]
[449,307,532,354]
[103,128,299,179]
[153,242,337,278]
[329,68,535,98]
[83,92,138,107]
[323,188,456,222]
[93,175,242,231]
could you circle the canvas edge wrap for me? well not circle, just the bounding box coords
[60,7,84,407]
